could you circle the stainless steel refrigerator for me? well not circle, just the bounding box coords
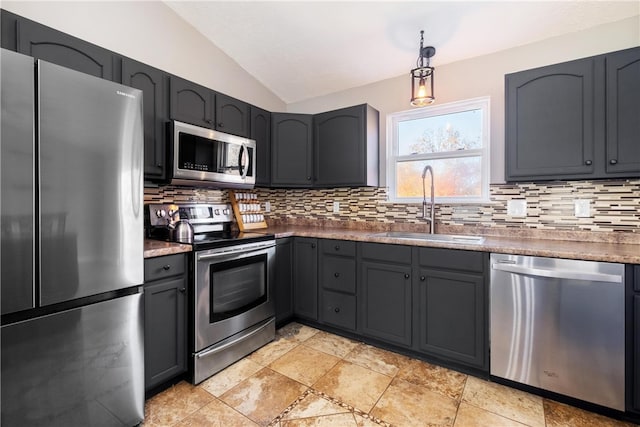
[1,49,145,426]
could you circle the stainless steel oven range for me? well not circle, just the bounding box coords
[147,203,275,384]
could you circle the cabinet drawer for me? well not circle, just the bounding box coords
[320,239,356,257]
[418,247,485,273]
[360,242,412,264]
[144,254,186,282]
[320,291,356,331]
[321,256,356,293]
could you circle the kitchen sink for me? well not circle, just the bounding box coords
[370,232,485,244]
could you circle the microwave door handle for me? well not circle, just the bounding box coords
[239,144,249,179]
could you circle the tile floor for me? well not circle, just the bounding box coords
[143,323,636,427]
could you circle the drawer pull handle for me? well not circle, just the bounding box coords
[334,245,340,251]
[179,288,186,293]
[610,159,618,165]
[334,272,340,278]
[334,307,340,313]
[404,273,410,279]
[420,276,426,281]
[162,265,171,271]
[585,160,592,166]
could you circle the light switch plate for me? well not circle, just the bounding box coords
[333,201,340,213]
[264,201,271,213]
[574,199,591,218]
[507,199,527,217]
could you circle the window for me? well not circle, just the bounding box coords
[387,97,490,204]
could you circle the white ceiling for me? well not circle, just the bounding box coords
[165,1,639,104]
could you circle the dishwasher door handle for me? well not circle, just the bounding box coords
[491,263,622,283]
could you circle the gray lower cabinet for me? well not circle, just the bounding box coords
[275,238,294,326]
[143,254,187,391]
[630,265,640,413]
[319,240,357,331]
[293,237,318,320]
[413,247,487,369]
[359,243,413,347]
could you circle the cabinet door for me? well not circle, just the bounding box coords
[169,76,214,128]
[314,105,366,186]
[414,268,485,369]
[606,47,640,176]
[144,275,187,390]
[293,237,318,320]
[251,106,271,187]
[17,17,114,80]
[271,113,313,187]
[634,294,640,411]
[122,58,168,180]
[275,238,294,326]
[215,93,249,137]
[505,57,599,181]
[360,260,412,347]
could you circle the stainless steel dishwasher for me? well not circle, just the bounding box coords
[490,254,625,411]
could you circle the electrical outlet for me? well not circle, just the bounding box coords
[333,201,340,213]
[574,199,591,218]
[264,201,271,213]
[507,199,527,217]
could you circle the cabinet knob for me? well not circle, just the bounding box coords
[334,272,340,278]
[162,264,171,271]
[334,307,340,313]
[404,273,410,279]
[218,122,224,128]
[334,245,340,251]
[205,119,212,124]
[307,176,312,180]
[311,243,316,249]
[610,159,618,165]
[179,288,186,293]
[585,160,592,166]
[420,276,426,281]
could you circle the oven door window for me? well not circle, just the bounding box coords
[209,254,267,322]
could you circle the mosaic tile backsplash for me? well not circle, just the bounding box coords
[144,179,640,234]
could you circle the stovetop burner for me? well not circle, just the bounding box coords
[146,202,274,250]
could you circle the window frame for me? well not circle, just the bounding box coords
[386,96,491,204]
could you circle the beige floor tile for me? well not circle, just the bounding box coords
[282,392,350,420]
[281,412,358,427]
[371,377,458,427]
[396,357,468,401]
[269,345,340,386]
[344,343,410,377]
[247,336,300,366]
[143,381,215,426]
[462,376,545,427]
[277,322,321,342]
[454,402,529,426]
[199,358,263,397]
[543,399,636,427]
[303,331,359,358]
[313,360,393,413]
[354,413,386,427]
[175,398,260,427]
[220,367,307,426]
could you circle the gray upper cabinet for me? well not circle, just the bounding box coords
[506,46,640,182]
[271,113,314,187]
[215,93,250,137]
[606,48,640,175]
[122,58,168,180]
[251,106,271,187]
[6,11,115,80]
[314,104,379,187]
[170,76,215,129]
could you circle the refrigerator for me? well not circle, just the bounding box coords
[1,49,145,426]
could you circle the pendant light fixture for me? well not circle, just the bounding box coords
[410,30,436,106]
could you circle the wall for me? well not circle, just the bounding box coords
[1,1,286,112]
[287,16,640,185]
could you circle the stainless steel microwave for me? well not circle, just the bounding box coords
[170,120,256,188]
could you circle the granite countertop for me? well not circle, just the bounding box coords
[264,225,640,264]
[144,239,191,258]
[144,224,640,264]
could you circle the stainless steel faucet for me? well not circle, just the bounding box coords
[421,165,435,234]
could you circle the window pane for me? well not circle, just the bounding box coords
[398,109,482,156]
[396,157,482,198]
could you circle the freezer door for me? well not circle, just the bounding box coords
[1,291,145,426]
[1,49,36,314]
[38,60,144,305]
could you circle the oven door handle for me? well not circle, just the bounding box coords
[238,143,249,179]
[195,318,275,359]
[197,245,273,261]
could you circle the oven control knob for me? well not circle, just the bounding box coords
[223,208,230,215]
[157,209,166,218]
[214,209,220,215]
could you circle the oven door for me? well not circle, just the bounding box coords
[194,241,275,352]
